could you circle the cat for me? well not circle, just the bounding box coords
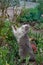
[11,24,35,61]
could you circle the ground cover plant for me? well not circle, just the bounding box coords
[0,19,43,65]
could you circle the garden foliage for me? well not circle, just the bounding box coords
[17,7,41,23]
[0,20,19,65]
[28,29,43,64]
[0,20,43,65]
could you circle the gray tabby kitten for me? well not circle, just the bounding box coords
[11,24,35,61]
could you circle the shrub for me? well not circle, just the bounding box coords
[40,16,43,23]
[38,0,43,13]
[17,7,41,23]
[0,20,19,65]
